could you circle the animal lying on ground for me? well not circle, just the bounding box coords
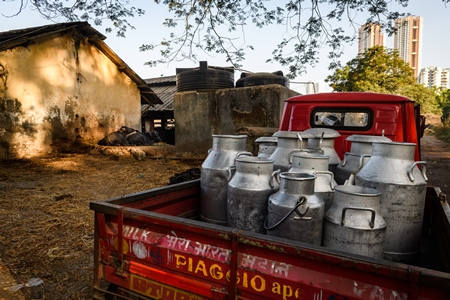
[126,130,162,146]
[98,126,162,146]
[97,126,134,146]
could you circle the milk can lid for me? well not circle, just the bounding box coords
[304,128,341,138]
[346,134,392,143]
[272,131,314,139]
[254,136,278,143]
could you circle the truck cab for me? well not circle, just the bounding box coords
[279,92,424,160]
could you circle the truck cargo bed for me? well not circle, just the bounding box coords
[90,179,450,300]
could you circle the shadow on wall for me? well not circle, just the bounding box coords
[0,94,101,159]
[0,28,150,159]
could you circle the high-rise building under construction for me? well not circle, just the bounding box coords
[394,16,423,78]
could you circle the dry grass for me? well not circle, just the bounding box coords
[0,150,202,299]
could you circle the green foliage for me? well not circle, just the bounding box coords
[325,46,415,92]
[326,46,441,114]
[7,0,450,78]
[437,89,450,124]
[429,124,450,142]
[397,85,440,114]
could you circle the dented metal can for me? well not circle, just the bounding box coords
[355,141,427,262]
[200,134,249,225]
[227,156,277,234]
[266,172,325,245]
[289,152,335,212]
[323,185,386,259]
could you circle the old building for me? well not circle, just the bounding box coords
[0,22,161,158]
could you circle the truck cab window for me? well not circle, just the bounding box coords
[313,110,370,129]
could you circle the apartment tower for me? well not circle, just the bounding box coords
[358,24,385,54]
[394,16,423,78]
[418,67,450,89]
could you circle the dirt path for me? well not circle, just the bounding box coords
[421,134,450,196]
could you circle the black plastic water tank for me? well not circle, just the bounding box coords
[236,71,289,88]
[176,61,235,92]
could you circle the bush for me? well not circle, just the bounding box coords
[429,124,450,142]
[441,106,450,125]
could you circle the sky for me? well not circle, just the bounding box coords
[1,0,449,93]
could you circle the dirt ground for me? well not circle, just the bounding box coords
[0,122,449,300]
[0,145,203,300]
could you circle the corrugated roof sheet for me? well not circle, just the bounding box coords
[145,75,176,85]
[143,76,177,112]
[0,22,162,105]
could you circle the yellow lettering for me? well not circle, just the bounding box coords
[283,285,293,299]
[225,270,240,284]
[194,260,208,276]
[174,254,186,269]
[250,275,265,292]
[210,264,223,280]
[188,257,193,272]
[243,272,248,288]
[272,282,281,295]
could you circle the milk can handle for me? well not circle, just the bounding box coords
[318,131,324,152]
[264,196,308,230]
[341,207,375,229]
[342,152,362,167]
[296,133,304,151]
[270,169,281,188]
[356,154,371,171]
[236,151,253,158]
[407,161,428,182]
[227,165,236,181]
[207,148,212,154]
[289,149,309,164]
[313,170,335,190]
[346,154,371,184]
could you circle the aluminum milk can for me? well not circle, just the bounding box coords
[289,153,335,212]
[322,185,386,259]
[254,136,278,158]
[304,128,341,174]
[227,156,277,234]
[335,135,391,185]
[269,131,313,172]
[355,141,428,262]
[266,173,325,245]
[200,134,250,225]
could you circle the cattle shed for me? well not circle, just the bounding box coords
[143,75,176,145]
[0,22,162,158]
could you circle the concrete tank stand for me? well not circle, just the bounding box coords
[174,84,298,156]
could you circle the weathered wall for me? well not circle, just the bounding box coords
[174,85,298,155]
[0,34,141,158]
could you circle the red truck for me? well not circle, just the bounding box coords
[91,92,450,300]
